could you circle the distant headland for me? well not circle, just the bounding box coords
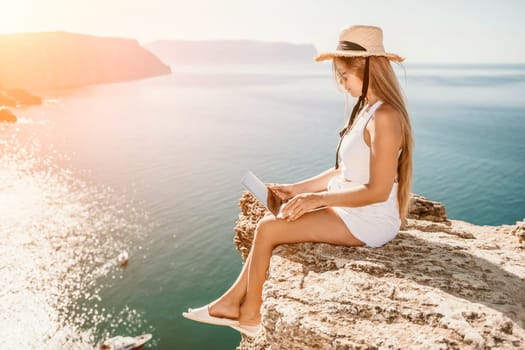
[144,39,317,65]
[0,31,171,90]
[0,31,173,122]
[0,33,319,122]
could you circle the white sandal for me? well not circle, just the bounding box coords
[230,323,262,337]
[182,304,240,327]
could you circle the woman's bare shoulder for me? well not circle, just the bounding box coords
[370,103,402,133]
[366,103,403,147]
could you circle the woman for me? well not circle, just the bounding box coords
[183,24,414,338]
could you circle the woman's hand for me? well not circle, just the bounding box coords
[265,183,300,202]
[279,192,325,222]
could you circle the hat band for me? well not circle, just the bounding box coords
[337,40,367,51]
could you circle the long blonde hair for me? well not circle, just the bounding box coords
[332,56,414,228]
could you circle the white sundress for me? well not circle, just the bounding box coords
[327,100,402,248]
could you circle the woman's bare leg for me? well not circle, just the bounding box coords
[206,249,252,319]
[238,207,365,326]
[207,212,273,319]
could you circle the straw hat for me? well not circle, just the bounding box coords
[314,25,404,62]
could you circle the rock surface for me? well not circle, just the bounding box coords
[233,192,525,349]
[0,88,42,107]
[0,108,17,123]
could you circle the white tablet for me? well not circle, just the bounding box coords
[241,170,285,218]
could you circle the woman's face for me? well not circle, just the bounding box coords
[335,61,362,98]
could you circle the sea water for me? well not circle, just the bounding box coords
[1,62,524,349]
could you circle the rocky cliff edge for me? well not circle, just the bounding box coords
[233,192,525,349]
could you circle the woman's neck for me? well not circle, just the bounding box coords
[366,93,379,106]
[365,92,380,111]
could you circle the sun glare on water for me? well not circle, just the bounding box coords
[0,122,157,349]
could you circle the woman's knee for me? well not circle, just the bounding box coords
[259,211,274,222]
[257,212,277,227]
[254,217,281,246]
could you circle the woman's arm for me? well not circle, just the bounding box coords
[293,166,340,194]
[318,106,403,207]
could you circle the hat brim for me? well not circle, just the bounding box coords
[314,50,405,62]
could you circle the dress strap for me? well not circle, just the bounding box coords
[358,100,384,130]
[365,100,383,118]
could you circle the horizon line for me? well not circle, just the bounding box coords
[1,30,524,65]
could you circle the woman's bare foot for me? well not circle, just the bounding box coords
[238,300,262,326]
[206,296,242,320]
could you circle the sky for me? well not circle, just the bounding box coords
[1,0,524,64]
